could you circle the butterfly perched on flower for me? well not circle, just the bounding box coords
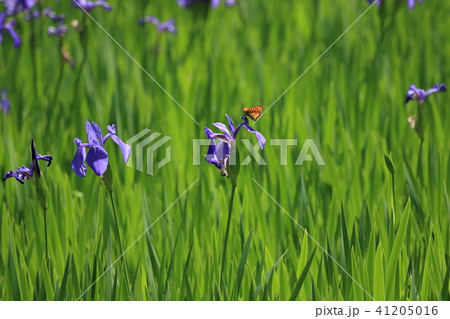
[243,105,264,121]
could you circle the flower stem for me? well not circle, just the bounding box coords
[44,207,49,267]
[51,39,65,108]
[220,185,237,282]
[109,191,124,251]
[417,138,424,183]
[30,18,39,101]
[108,190,132,299]
[391,173,396,213]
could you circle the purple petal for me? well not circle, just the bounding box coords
[157,19,177,34]
[212,122,232,138]
[225,0,236,6]
[106,125,131,162]
[85,146,109,176]
[48,25,68,37]
[225,114,235,134]
[242,124,266,149]
[205,140,220,169]
[211,0,220,8]
[8,28,21,48]
[72,0,112,12]
[205,127,231,143]
[205,140,230,169]
[404,84,425,104]
[1,89,10,113]
[4,19,21,48]
[215,141,230,166]
[367,0,381,6]
[139,15,159,25]
[110,135,131,163]
[36,154,53,167]
[3,170,23,183]
[424,83,447,97]
[86,120,103,146]
[72,148,87,177]
[72,138,87,177]
[17,166,33,180]
[204,127,215,140]
[30,140,41,178]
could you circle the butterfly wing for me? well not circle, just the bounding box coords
[243,106,264,121]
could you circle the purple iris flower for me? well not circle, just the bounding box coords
[71,0,112,12]
[42,7,65,23]
[204,115,265,175]
[0,12,21,48]
[178,0,236,9]
[3,140,53,184]
[2,0,37,16]
[47,23,68,36]
[407,0,424,9]
[24,9,40,20]
[138,15,177,34]
[72,120,131,177]
[1,88,10,113]
[367,0,380,6]
[367,0,424,9]
[404,83,446,104]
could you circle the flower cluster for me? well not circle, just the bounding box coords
[178,0,237,9]
[43,7,68,37]
[138,15,177,34]
[2,0,38,16]
[368,0,424,10]
[0,0,41,48]
[71,0,112,12]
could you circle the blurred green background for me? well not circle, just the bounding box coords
[0,0,449,300]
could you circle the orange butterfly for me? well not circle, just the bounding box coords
[243,105,264,121]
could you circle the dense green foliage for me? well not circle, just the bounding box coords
[0,0,449,300]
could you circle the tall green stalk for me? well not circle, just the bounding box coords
[108,190,133,299]
[220,185,236,281]
[51,39,65,108]
[44,207,49,267]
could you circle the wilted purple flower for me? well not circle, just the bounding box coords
[404,83,446,104]
[139,15,177,34]
[72,120,131,177]
[3,140,53,184]
[407,116,416,130]
[1,88,10,113]
[48,23,68,36]
[367,0,424,9]
[71,0,112,12]
[42,7,65,23]
[178,0,236,9]
[0,12,21,48]
[204,115,265,177]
